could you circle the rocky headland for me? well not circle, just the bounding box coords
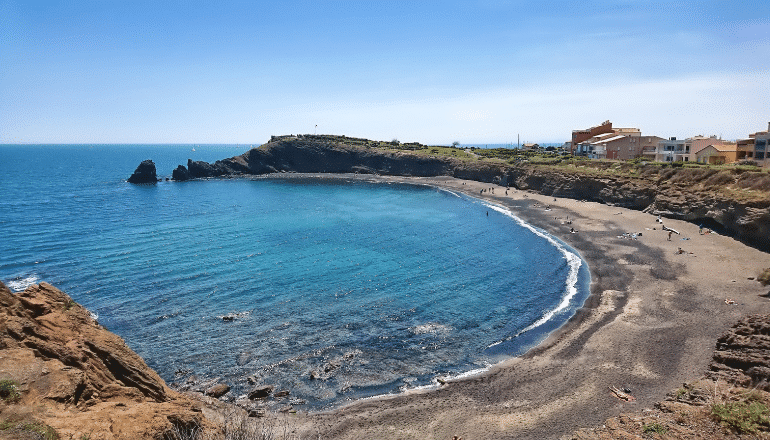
[0,281,213,439]
[146,135,770,251]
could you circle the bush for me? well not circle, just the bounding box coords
[641,422,667,434]
[0,380,20,403]
[712,400,770,434]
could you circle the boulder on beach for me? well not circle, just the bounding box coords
[127,159,159,184]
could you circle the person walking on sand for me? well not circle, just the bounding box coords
[668,231,672,241]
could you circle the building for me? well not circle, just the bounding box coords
[695,143,740,165]
[655,137,691,162]
[605,135,665,160]
[737,137,756,161]
[751,123,770,167]
[522,143,540,150]
[571,120,613,155]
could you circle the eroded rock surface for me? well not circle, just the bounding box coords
[0,281,212,439]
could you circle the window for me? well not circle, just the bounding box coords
[757,152,766,160]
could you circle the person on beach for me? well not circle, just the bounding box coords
[668,231,672,241]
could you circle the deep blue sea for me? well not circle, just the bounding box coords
[0,144,590,409]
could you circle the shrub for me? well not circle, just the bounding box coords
[0,380,20,403]
[711,400,770,434]
[641,422,667,434]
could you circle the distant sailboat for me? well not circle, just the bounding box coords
[192,146,196,152]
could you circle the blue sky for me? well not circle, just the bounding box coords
[1,1,768,144]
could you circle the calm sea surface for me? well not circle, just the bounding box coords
[0,144,590,409]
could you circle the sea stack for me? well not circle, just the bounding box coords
[127,159,159,184]
[172,164,191,181]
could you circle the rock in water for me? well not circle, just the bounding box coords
[127,159,159,184]
[172,164,191,181]
[205,383,231,398]
[248,385,274,400]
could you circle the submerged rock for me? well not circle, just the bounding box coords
[127,159,159,184]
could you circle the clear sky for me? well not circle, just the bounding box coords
[1,1,768,145]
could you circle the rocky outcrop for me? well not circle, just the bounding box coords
[127,159,159,184]
[707,314,770,389]
[0,281,212,439]
[172,164,191,181]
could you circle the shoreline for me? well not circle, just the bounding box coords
[244,173,770,439]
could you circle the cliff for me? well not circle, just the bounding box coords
[0,281,211,439]
[164,136,770,251]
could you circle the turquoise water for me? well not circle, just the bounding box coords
[0,144,590,409]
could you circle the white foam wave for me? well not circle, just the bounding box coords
[482,202,583,347]
[434,187,462,198]
[6,275,39,292]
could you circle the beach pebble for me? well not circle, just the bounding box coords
[274,390,290,398]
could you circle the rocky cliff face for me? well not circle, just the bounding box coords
[162,137,770,250]
[0,281,211,439]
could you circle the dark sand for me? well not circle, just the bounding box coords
[228,174,770,439]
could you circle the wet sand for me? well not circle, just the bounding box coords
[262,174,770,439]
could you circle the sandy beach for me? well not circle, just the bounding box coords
[239,174,769,440]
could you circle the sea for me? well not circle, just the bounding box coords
[0,144,590,410]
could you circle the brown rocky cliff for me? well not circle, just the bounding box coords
[0,281,212,439]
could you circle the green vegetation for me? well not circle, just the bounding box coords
[711,392,770,434]
[641,422,668,434]
[0,419,58,440]
[0,379,20,403]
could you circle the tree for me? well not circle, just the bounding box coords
[452,141,460,148]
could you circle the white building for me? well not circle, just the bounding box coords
[655,137,691,162]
